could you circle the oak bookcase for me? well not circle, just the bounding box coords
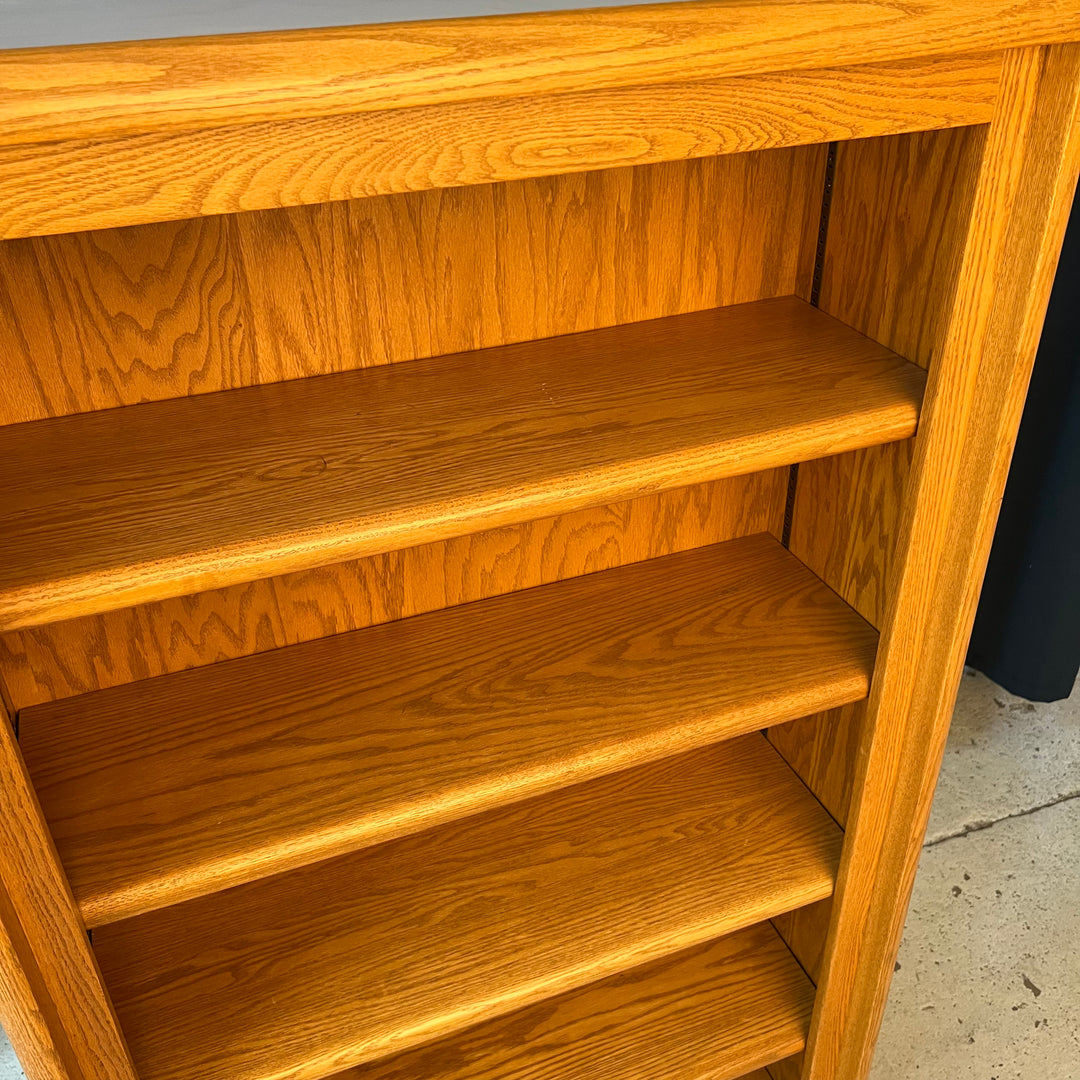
[1,4,1078,1079]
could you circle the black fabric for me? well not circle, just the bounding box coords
[966,191,1080,702]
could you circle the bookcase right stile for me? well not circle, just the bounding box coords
[770,42,1080,1080]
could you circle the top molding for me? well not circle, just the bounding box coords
[3,0,1080,149]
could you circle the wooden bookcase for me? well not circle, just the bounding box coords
[1,5,1078,1079]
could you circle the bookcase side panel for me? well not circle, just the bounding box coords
[767,124,988,979]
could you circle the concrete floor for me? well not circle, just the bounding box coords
[1,669,1077,1080]
[869,668,1080,1080]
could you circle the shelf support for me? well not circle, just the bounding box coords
[803,42,1080,1080]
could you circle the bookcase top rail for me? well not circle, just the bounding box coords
[1,0,1077,149]
[0,51,1001,239]
[0,0,1077,238]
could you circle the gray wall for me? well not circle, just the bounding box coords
[1,1,678,49]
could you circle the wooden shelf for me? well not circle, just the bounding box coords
[330,921,813,1080]
[0,295,924,631]
[21,533,876,927]
[93,732,842,1080]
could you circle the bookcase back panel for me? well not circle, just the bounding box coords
[0,145,823,428]
[0,142,824,710]
[0,469,788,709]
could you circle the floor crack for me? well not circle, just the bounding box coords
[923,787,1080,847]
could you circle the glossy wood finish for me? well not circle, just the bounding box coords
[766,1054,804,1080]
[0,469,786,709]
[1,1,1074,149]
[0,147,824,428]
[768,124,987,979]
[820,126,990,374]
[0,54,1000,239]
[4,5,1080,1079]
[94,734,843,1080]
[332,922,813,1080]
[805,43,1080,1080]
[0,143,823,710]
[771,898,835,986]
[790,124,988,625]
[769,702,865,830]
[0,296,924,631]
[0,703,137,1080]
[20,534,875,926]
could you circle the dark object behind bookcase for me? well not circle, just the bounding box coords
[968,192,1080,702]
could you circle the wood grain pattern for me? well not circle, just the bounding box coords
[788,444,915,631]
[804,43,1080,1080]
[0,1,1073,148]
[790,125,987,626]
[0,702,137,1080]
[771,899,835,986]
[0,54,1001,239]
[0,148,817,707]
[0,214,255,425]
[766,1052,805,1080]
[0,147,824,427]
[0,296,925,631]
[769,703,864,831]
[94,734,843,1080]
[771,126,988,905]
[819,126,990,373]
[20,534,876,926]
[333,922,813,1080]
[0,470,786,709]
[768,708,858,981]
[771,126,987,994]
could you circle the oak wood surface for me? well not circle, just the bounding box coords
[333,921,813,1080]
[0,702,137,1080]
[770,899,834,986]
[0,54,1000,239]
[94,733,842,1080]
[0,146,819,709]
[789,125,987,626]
[0,1,1073,149]
[20,533,876,926]
[770,126,984,996]
[788,444,915,632]
[766,1053,805,1080]
[804,43,1080,1080]
[0,470,786,709]
[770,124,986,891]
[818,126,990,375]
[0,148,823,427]
[0,295,924,631]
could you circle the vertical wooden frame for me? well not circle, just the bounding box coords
[0,706,137,1080]
[768,122,987,1017]
[803,44,1080,1080]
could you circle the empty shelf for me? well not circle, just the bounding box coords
[21,533,876,926]
[334,921,813,1080]
[0,295,925,629]
[93,733,842,1080]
